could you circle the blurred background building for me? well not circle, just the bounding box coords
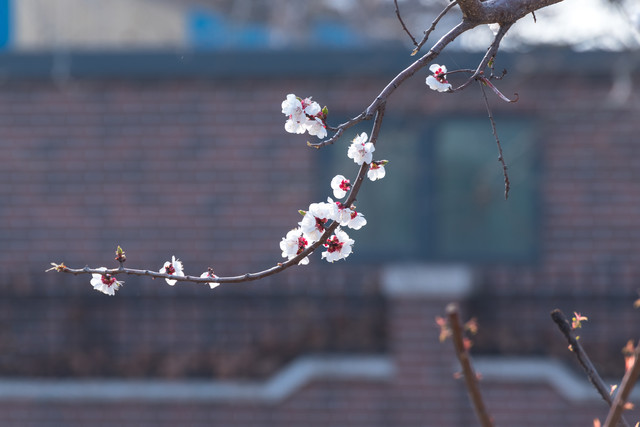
[0,0,639,426]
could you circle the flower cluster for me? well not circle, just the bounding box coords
[281,94,328,139]
[426,64,452,92]
[278,119,390,264]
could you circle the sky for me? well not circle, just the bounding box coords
[457,0,640,51]
[10,0,640,51]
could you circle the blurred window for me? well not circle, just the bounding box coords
[319,116,538,262]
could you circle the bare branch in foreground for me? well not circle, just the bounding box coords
[447,303,494,427]
[603,341,640,427]
[551,309,631,427]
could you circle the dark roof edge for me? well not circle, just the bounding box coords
[0,47,635,80]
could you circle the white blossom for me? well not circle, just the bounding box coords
[90,267,123,296]
[200,270,221,290]
[281,94,305,119]
[367,160,388,181]
[299,201,338,242]
[321,228,355,263]
[330,174,351,199]
[285,118,307,134]
[328,197,367,230]
[329,197,352,225]
[280,228,310,265]
[426,64,452,92]
[160,255,184,286]
[347,132,375,165]
[346,210,367,230]
[282,94,326,139]
[301,97,321,116]
[305,116,327,139]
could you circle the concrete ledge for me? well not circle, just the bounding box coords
[381,264,473,298]
[0,49,626,80]
[474,357,640,402]
[0,355,393,403]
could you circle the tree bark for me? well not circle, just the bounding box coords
[457,0,565,24]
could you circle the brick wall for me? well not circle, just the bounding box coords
[0,49,639,425]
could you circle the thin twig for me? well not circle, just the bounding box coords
[313,21,474,151]
[316,21,477,149]
[308,111,367,149]
[479,81,510,200]
[394,0,418,47]
[550,309,631,427]
[412,1,458,56]
[365,20,476,119]
[447,303,494,427]
[604,341,640,427]
[453,22,512,92]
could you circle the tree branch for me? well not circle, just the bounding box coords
[447,303,494,427]
[52,22,472,286]
[394,0,418,47]
[457,0,565,24]
[365,19,477,118]
[308,111,367,149]
[603,341,640,427]
[52,0,571,287]
[551,309,631,427]
[412,1,459,56]
[54,106,387,285]
[453,22,512,92]
[479,81,510,200]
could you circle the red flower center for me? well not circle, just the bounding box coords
[101,274,116,287]
[339,179,351,192]
[297,236,308,255]
[324,236,344,253]
[315,217,327,232]
[434,68,448,84]
[165,264,176,275]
